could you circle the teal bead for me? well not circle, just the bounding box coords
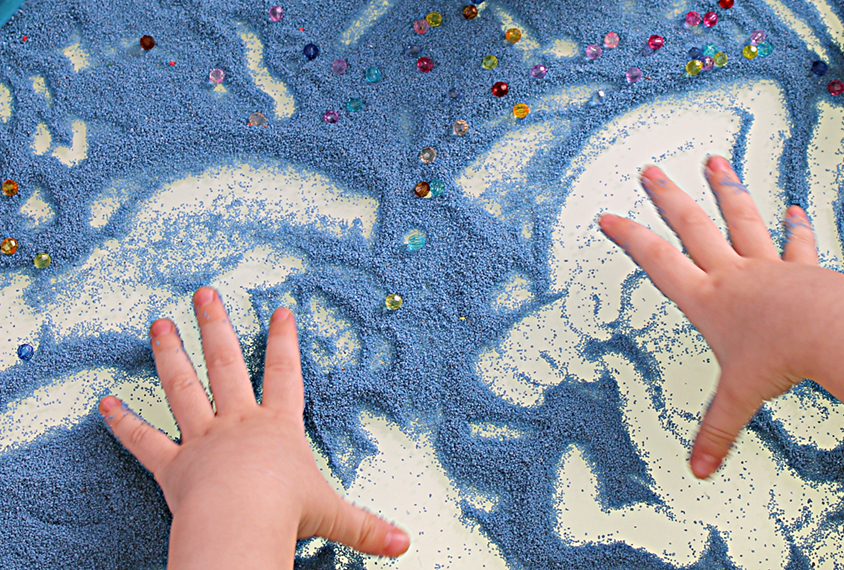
[404,229,426,252]
[346,97,363,112]
[365,66,382,83]
[757,41,773,57]
[430,179,445,197]
[702,43,718,57]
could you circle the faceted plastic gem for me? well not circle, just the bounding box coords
[701,56,714,71]
[513,103,529,119]
[585,44,602,60]
[209,68,225,84]
[703,12,718,27]
[830,80,844,96]
[688,47,703,60]
[420,147,437,163]
[323,110,339,124]
[17,344,34,361]
[140,35,155,50]
[703,43,718,57]
[743,45,758,59]
[686,60,703,76]
[332,59,348,75]
[589,90,606,106]
[453,120,469,136]
[303,43,319,60]
[248,112,267,126]
[448,88,461,100]
[2,179,18,197]
[685,11,701,27]
[417,57,434,72]
[269,6,284,21]
[626,67,642,83]
[492,81,509,97]
[750,30,767,45]
[414,182,430,197]
[719,0,734,8]
[430,179,445,197]
[346,97,363,112]
[385,294,403,310]
[812,61,828,77]
[33,252,51,269]
[404,229,427,251]
[757,42,773,57]
[482,55,498,70]
[604,32,620,48]
[426,11,442,27]
[404,45,422,57]
[648,35,664,50]
[462,5,478,19]
[414,19,430,34]
[1,237,18,255]
[365,66,382,83]
[505,28,521,43]
[714,52,728,67]
[530,65,546,79]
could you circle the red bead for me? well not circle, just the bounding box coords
[140,35,155,50]
[829,80,844,96]
[492,81,509,97]
[719,0,734,8]
[703,12,718,27]
[417,56,434,72]
[648,35,664,50]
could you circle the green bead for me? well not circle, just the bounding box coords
[757,41,773,57]
[742,45,758,59]
[346,97,363,112]
[426,11,442,27]
[33,252,51,269]
[430,179,445,197]
[482,55,498,70]
[385,293,403,310]
[685,60,702,76]
[702,43,718,57]
[714,52,728,67]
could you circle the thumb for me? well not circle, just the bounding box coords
[316,494,410,558]
[690,370,762,479]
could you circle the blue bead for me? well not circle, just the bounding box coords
[404,45,421,57]
[702,43,718,57]
[17,344,34,361]
[811,60,828,76]
[430,179,445,197]
[346,97,363,112]
[365,66,382,83]
[447,88,461,100]
[756,42,773,57]
[688,47,703,60]
[403,229,426,252]
[303,43,319,60]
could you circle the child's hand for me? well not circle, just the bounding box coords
[600,155,844,480]
[98,287,410,569]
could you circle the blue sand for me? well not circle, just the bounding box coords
[0,0,842,569]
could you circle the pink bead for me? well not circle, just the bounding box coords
[703,12,718,27]
[417,56,433,72]
[829,80,844,96]
[648,35,664,50]
[585,44,602,59]
[685,11,701,27]
[701,56,714,71]
[268,6,284,21]
[603,32,620,48]
[414,19,429,34]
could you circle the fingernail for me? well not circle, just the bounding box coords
[194,288,215,308]
[272,307,291,322]
[99,395,121,416]
[383,530,410,557]
[150,320,173,337]
[690,453,720,479]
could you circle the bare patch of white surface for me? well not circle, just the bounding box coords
[241,31,295,119]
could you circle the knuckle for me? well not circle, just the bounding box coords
[264,359,297,379]
[678,208,711,232]
[698,423,735,449]
[166,372,197,395]
[204,348,241,370]
[730,203,762,225]
[356,514,381,548]
[129,421,148,447]
[643,238,675,264]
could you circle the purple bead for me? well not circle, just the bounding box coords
[585,44,602,60]
[414,19,429,34]
[417,56,434,73]
[268,6,284,22]
[323,110,339,124]
[685,11,701,27]
[626,67,642,83]
[701,55,714,71]
[208,68,225,84]
[530,64,547,79]
[332,59,348,75]
[750,30,767,45]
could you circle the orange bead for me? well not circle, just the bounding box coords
[414,182,430,198]
[2,179,18,197]
[505,28,521,43]
[1,237,18,255]
[513,103,530,119]
[140,35,155,50]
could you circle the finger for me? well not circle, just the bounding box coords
[599,213,707,310]
[704,156,779,260]
[783,206,819,266]
[640,165,737,271]
[150,319,215,440]
[193,287,256,415]
[261,308,305,414]
[689,369,762,479]
[315,494,411,558]
[98,395,178,476]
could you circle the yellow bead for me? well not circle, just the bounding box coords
[33,252,51,269]
[2,179,18,197]
[482,55,498,70]
[505,28,521,43]
[742,45,758,59]
[1,237,18,255]
[426,11,442,27]
[685,60,702,76]
[513,103,529,119]
[385,293,403,310]
[714,52,728,67]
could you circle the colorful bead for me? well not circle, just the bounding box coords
[585,44,602,59]
[462,5,478,20]
[248,112,267,126]
[426,11,442,27]
[420,147,437,163]
[448,88,461,100]
[589,90,606,106]
[404,229,427,251]
[17,344,34,361]
[430,179,445,197]
[604,32,620,48]
[686,60,703,75]
[743,45,758,59]
[626,67,642,83]
[703,43,718,57]
[719,0,734,8]
[453,120,469,136]
[209,68,225,84]
[701,56,714,71]
[303,43,319,60]
[414,19,430,34]
[830,80,844,96]
[530,65,547,79]
[648,35,664,50]
[323,110,339,124]
[385,294,403,310]
[812,61,828,76]
[33,252,51,269]
[482,55,498,70]
[1,237,18,255]
[688,47,703,60]
[346,97,363,112]
[268,6,284,21]
[365,66,382,83]
[513,103,529,119]
[685,11,702,28]
[414,182,431,197]
[140,35,155,50]
[2,179,18,197]
[417,57,433,72]
[492,81,509,97]
[756,42,773,57]
[505,28,521,43]
[714,52,728,67]
[332,59,348,74]
[750,30,767,45]
[703,12,718,27]
[404,45,422,57]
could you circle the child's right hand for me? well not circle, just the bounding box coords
[600,155,844,479]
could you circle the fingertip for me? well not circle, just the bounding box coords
[383,529,411,557]
[639,164,662,181]
[149,318,174,338]
[98,395,121,416]
[786,205,806,219]
[193,287,216,309]
[706,155,731,172]
[271,307,292,323]
[689,452,721,479]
